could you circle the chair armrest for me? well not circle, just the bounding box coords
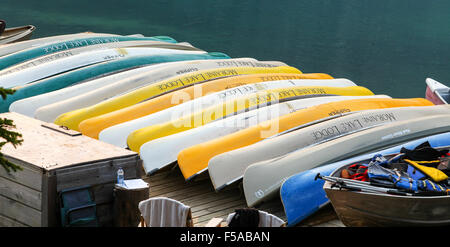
[66,203,97,215]
[65,203,97,225]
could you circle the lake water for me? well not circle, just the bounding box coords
[2,0,450,98]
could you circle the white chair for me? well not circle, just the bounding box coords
[138,197,223,227]
[138,197,193,227]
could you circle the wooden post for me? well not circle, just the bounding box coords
[113,185,149,227]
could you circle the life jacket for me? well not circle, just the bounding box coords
[403,159,448,183]
[340,163,369,181]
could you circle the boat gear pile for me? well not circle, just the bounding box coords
[318,142,450,195]
[1,27,450,227]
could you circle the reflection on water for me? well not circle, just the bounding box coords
[2,0,450,98]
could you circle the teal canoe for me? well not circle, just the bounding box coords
[0,35,177,70]
[0,52,230,112]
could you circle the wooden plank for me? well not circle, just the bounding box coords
[0,194,41,227]
[296,204,339,227]
[192,198,246,218]
[41,123,81,137]
[55,158,139,191]
[153,184,213,201]
[0,176,41,210]
[179,190,241,207]
[204,217,223,227]
[96,202,114,227]
[41,171,57,227]
[0,214,27,227]
[0,157,43,191]
[191,196,244,216]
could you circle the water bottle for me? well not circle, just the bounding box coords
[117,167,124,186]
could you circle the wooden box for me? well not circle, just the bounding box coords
[0,113,142,227]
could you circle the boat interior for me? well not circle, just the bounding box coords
[436,88,450,104]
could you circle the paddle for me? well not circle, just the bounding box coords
[315,173,448,196]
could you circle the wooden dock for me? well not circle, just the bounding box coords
[142,165,344,227]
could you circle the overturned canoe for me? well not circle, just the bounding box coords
[139,95,388,175]
[82,72,332,139]
[209,105,450,191]
[0,52,230,113]
[176,98,432,181]
[0,32,124,57]
[0,22,35,45]
[128,86,374,153]
[280,131,450,226]
[12,58,269,120]
[0,35,177,70]
[0,40,203,88]
[0,47,206,89]
[36,61,287,124]
[100,79,357,148]
[243,114,450,207]
[54,66,301,131]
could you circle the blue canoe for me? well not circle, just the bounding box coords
[280,131,450,227]
[0,52,230,112]
[0,35,177,70]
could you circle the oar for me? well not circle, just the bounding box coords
[315,173,448,196]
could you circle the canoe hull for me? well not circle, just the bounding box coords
[325,188,450,227]
[324,145,450,227]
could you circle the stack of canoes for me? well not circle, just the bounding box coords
[2,28,450,227]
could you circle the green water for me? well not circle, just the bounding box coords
[2,0,450,98]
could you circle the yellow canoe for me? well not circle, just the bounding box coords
[177,97,433,180]
[126,85,374,152]
[79,72,333,139]
[54,66,302,131]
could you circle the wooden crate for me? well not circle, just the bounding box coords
[0,113,142,227]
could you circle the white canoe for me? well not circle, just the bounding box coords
[138,95,389,175]
[0,46,206,89]
[0,32,123,57]
[11,58,263,118]
[99,78,358,148]
[31,59,286,122]
[243,113,450,207]
[0,40,202,82]
[209,104,450,191]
